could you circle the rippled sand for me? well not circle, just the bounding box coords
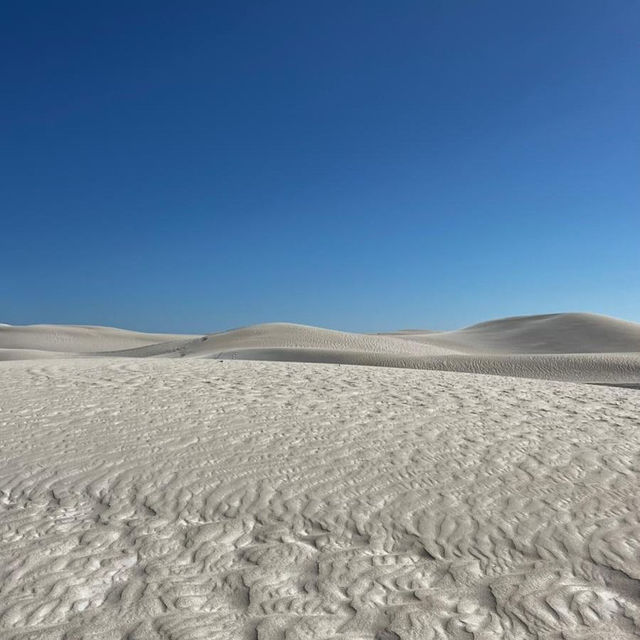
[1,358,639,639]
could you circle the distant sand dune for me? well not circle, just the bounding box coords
[102,322,462,359]
[1,313,639,383]
[384,312,640,354]
[0,323,195,353]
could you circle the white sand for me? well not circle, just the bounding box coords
[2,313,639,383]
[1,359,640,639]
[0,324,196,355]
[382,312,640,354]
[1,313,640,638]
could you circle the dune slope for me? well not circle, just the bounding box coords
[105,322,461,359]
[0,324,196,354]
[79,316,640,383]
[386,312,640,354]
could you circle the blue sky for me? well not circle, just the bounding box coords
[2,1,639,332]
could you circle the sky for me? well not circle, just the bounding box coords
[2,1,639,333]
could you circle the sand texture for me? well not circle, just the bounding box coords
[1,358,640,639]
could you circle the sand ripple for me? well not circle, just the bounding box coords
[1,359,639,639]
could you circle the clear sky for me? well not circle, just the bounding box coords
[2,1,639,333]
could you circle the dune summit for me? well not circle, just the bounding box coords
[1,312,640,639]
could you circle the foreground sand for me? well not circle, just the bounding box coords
[1,358,640,639]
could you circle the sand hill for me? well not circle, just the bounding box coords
[384,312,640,354]
[0,323,195,354]
[1,313,639,384]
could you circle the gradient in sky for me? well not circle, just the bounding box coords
[2,1,639,333]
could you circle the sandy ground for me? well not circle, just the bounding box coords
[1,314,640,639]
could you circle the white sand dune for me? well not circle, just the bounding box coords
[384,312,640,354]
[213,350,640,383]
[103,322,462,359]
[1,358,640,639]
[0,323,195,355]
[1,314,640,638]
[0,348,73,360]
[2,313,638,384]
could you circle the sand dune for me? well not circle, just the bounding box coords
[2,358,640,639]
[104,322,462,359]
[0,348,73,361]
[0,323,195,354]
[208,350,640,383]
[1,313,638,384]
[385,312,640,354]
[1,314,639,638]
